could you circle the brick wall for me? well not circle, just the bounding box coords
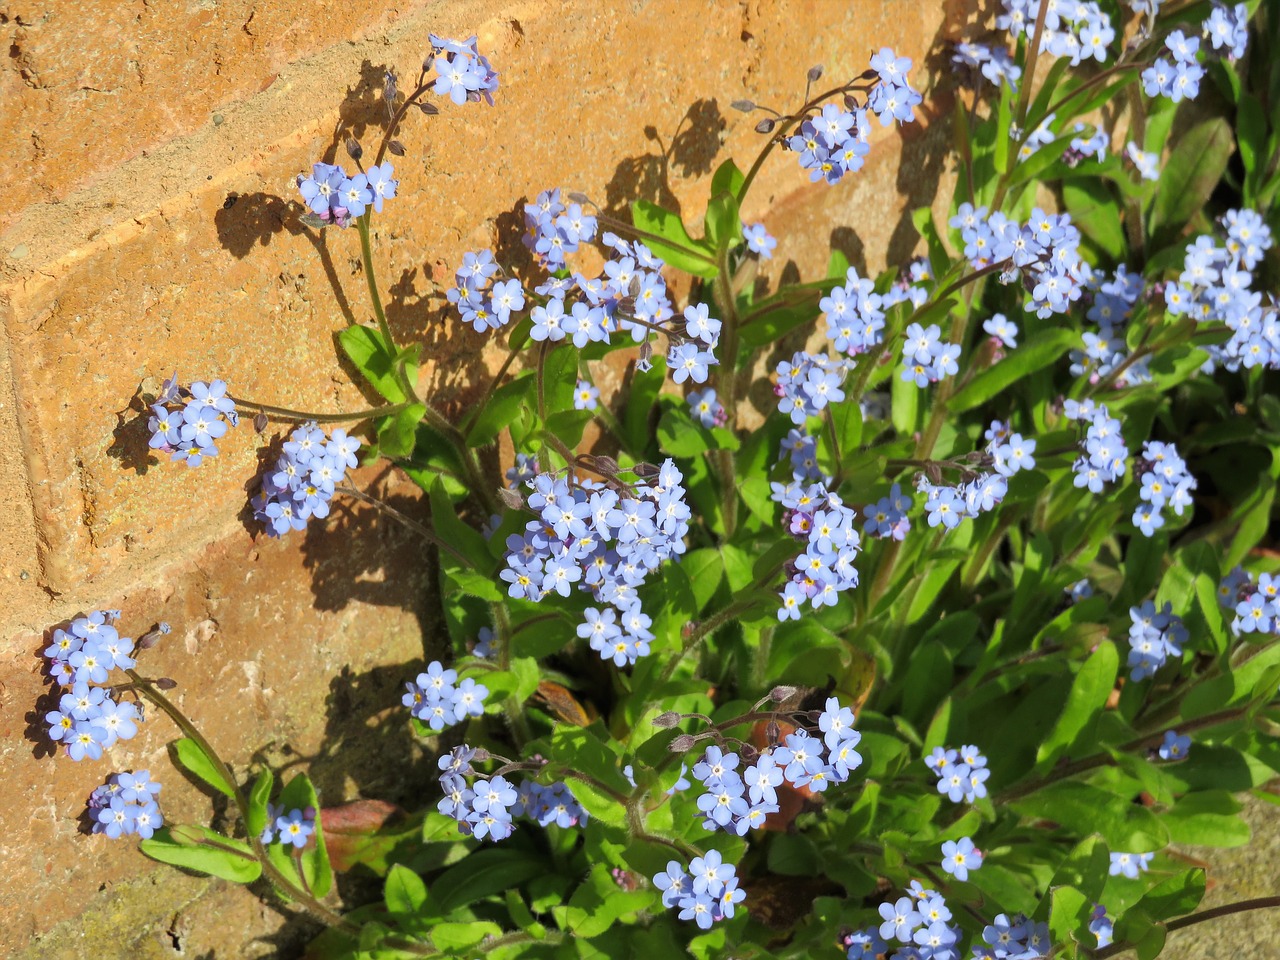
[0,0,958,954]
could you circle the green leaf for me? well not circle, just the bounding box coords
[631,200,717,278]
[428,476,491,569]
[891,363,919,435]
[1012,781,1168,851]
[377,403,426,458]
[1049,885,1091,950]
[141,826,262,883]
[1063,179,1125,261]
[445,568,503,602]
[949,328,1078,413]
[703,191,742,251]
[246,768,274,840]
[170,738,235,799]
[680,548,725,612]
[466,373,534,447]
[657,405,711,457]
[1149,118,1233,246]
[1161,791,1250,847]
[712,158,746,200]
[384,863,428,915]
[1135,869,1206,921]
[337,326,412,403]
[1036,641,1119,769]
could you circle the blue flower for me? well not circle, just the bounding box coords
[1159,730,1192,760]
[940,837,983,881]
[689,849,735,897]
[743,223,777,259]
[433,51,483,104]
[878,896,922,943]
[337,173,373,218]
[364,162,398,213]
[276,808,316,849]
[573,379,599,411]
[653,861,691,908]
[1109,851,1153,879]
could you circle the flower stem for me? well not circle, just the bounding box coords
[1092,897,1280,960]
[356,215,416,401]
[226,396,412,424]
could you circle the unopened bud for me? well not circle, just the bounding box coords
[593,455,620,475]
[345,137,363,161]
[731,98,756,112]
[155,677,178,690]
[416,101,439,115]
[769,684,798,702]
[765,720,781,745]
[498,487,526,510]
[387,140,406,157]
[632,461,660,479]
[652,711,681,728]
[254,412,269,433]
[567,191,590,205]
[669,734,697,752]
[807,64,824,82]
[754,118,776,134]
[471,748,491,762]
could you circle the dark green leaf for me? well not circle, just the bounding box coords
[949,328,1078,413]
[1036,641,1119,769]
[376,403,425,458]
[1149,118,1233,246]
[466,373,534,446]
[246,768,274,840]
[1063,179,1125,261]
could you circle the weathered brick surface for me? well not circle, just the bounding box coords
[0,0,959,953]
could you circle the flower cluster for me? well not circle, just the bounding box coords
[862,483,914,542]
[435,745,588,841]
[1221,567,1280,636]
[1205,3,1249,60]
[1166,210,1278,373]
[297,161,398,226]
[918,470,1009,532]
[949,204,1087,318]
[1132,440,1196,536]
[261,806,317,848]
[775,485,863,618]
[521,187,599,271]
[1065,399,1129,493]
[402,661,489,731]
[502,461,690,667]
[43,612,151,762]
[785,47,920,185]
[446,249,526,333]
[692,699,864,833]
[653,851,746,930]
[1142,30,1204,103]
[1127,600,1188,681]
[1071,266,1148,385]
[88,771,163,840]
[821,266,887,356]
[429,34,500,106]
[901,321,961,387]
[863,879,1047,960]
[951,41,1022,91]
[147,377,238,468]
[774,351,851,425]
[925,744,990,804]
[251,423,361,538]
[999,0,1115,66]
[1109,850,1155,879]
